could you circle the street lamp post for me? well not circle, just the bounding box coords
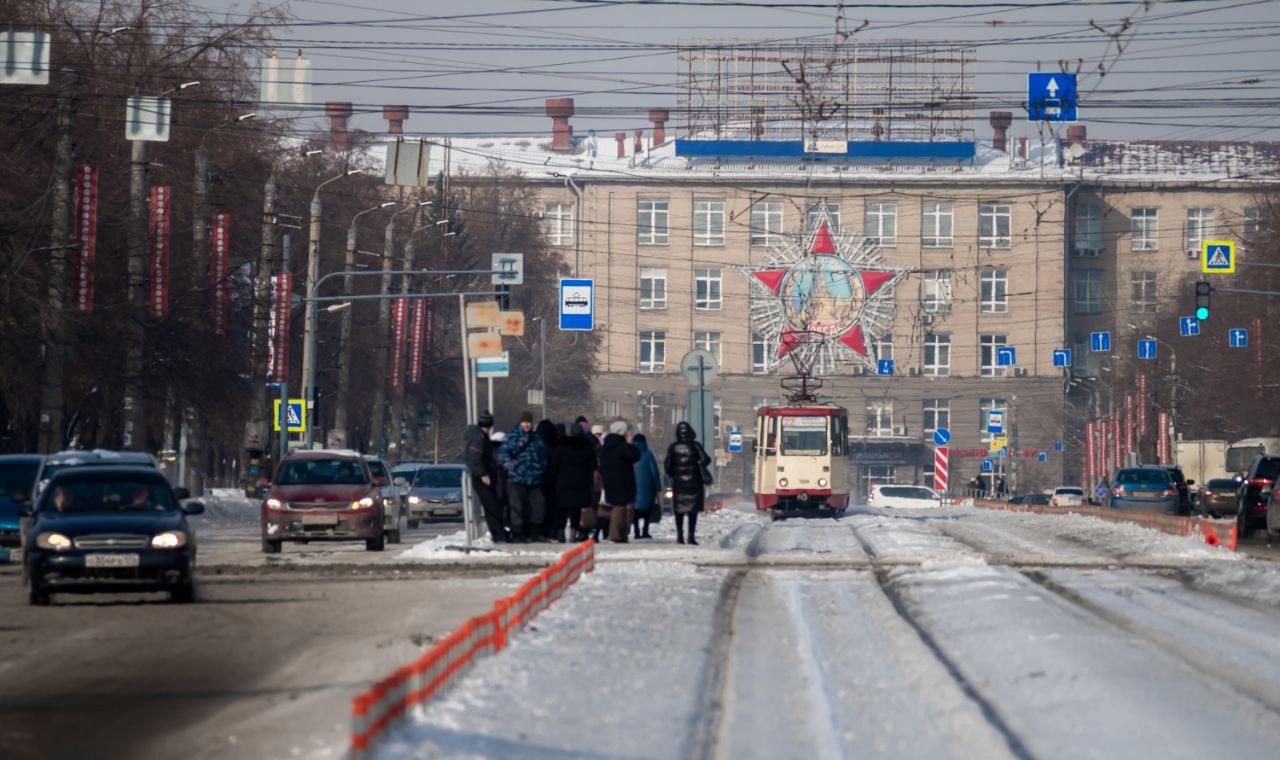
[367,204,420,454]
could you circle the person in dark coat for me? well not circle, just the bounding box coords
[598,420,641,543]
[632,433,661,539]
[551,423,598,542]
[665,421,711,545]
[464,410,509,543]
[535,420,560,540]
[497,410,549,541]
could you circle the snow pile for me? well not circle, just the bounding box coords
[1190,562,1280,607]
[190,488,260,529]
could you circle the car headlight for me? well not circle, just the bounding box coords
[778,477,789,488]
[408,495,421,504]
[37,532,73,550]
[352,496,375,510]
[266,498,283,510]
[151,531,188,549]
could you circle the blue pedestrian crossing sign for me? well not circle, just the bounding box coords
[1090,331,1111,352]
[1053,440,1065,453]
[933,427,951,447]
[982,459,994,473]
[1201,240,1235,274]
[996,346,1017,367]
[727,431,744,453]
[1230,328,1248,348]
[1052,348,1071,368]
[559,278,594,331]
[1137,339,1157,360]
[1027,72,1078,122]
[1037,452,1049,463]
[877,359,894,376]
[1179,316,1200,337]
[273,398,306,433]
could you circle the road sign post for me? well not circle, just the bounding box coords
[1179,317,1200,337]
[1027,72,1078,122]
[877,359,894,376]
[987,410,1005,436]
[996,346,1017,367]
[1052,349,1071,368]
[1137,339,1157,360]
[1090,331,1111,352]
[1201,241,1235,274]
[1229,328,1248,348]
[727,431,744,453]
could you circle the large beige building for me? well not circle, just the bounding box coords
[422,106,1277,497]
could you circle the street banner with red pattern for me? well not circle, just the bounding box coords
[1157,411,1171,464]
[72,164,98,312]
[1124,395,1135,456]
[390,297,407,389]
[210,211,230,335]
[269,272,291,382]
[148,186,171,319]
[408,299,426,385]
[1137,374,1149,437]
[1085,421,1096,486]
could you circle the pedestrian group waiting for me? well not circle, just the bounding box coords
[464,410,714,545]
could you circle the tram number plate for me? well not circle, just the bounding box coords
[781,416,825,428]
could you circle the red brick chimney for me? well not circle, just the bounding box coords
[989,111,1013,153]
[615,132,626,159]
[648,108,669,147]
[545,98,575,151]
[1067,125,1087,147]
[326,101,354,151]
[634,129,643,155]
[383,105,409,135]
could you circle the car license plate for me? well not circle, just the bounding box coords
[84,553,140,568]
[433,508,460,516]
[302,515,339,526]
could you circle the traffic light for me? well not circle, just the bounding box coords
[1194,281,1211,320]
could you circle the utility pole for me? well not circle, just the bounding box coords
[38,68,77,453]
[388,205,423,462]
[251,173,278,455]
[186,145,212,494]
[123,138,148,448]
[368,216,398,454]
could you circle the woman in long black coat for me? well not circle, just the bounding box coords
[550,423,598,542]
[665,421,711,545]
[536,420,560,541]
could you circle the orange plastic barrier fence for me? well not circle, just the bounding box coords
[350,540,596,756]
[972,499,1238,552]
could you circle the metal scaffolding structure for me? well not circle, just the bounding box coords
[676,39,976,143]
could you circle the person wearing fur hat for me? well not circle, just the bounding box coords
[598,420,641,543]
[498,410,549,541]
[664,421,712,545]
[464,410,510,543]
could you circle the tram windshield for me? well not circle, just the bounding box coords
[781,416,828,455]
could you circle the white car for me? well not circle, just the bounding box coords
[868,484,944,509]
[1050,486,1086,508]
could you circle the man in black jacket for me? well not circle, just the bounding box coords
[598,420,641,543]
[464,411,510,543]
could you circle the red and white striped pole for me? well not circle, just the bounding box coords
[934,446,949,494]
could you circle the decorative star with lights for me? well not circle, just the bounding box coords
[736,206,911,372]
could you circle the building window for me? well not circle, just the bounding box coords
[636,200,669,246]
[1131,207,1158,251]
[639,267,667,310]
[871,334,893,363]
[865,400,894,438]
[980,334,1008,377]
[1073,203,1103,257]
[750,201,783,247]
[979,398,1008,442]
[1186,208,1213,256]
[924,333,950,376]
[693,331,722,365]
[1072,334,1090,379]
[922,202,954,247]
[1243,207,1259,242]
[694,267,722,310]
[693,200,725,246]
[713,399,723,442]
[751,332,774,374]
[923,399,951,436]
[639,331,666,372]
[980,268,1008,314]
[1131,271,1157,314]
[861,465,896,493]
[544,202,573,246]
[1074,269,1102,314]
[602,400,620,417]
[979,203,1011,248]
[922,270,952,314]
[806,202,840,230]
[865,202,897,247]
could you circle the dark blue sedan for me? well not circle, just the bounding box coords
[0,454,43,562]
[1107,467,1180,514]
[21,466,204,605]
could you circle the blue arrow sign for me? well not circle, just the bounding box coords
[1052,348,1072,368]
[1053,440,1065,453]
[1137,339,1157,360]
[1179,316,1200,337]
[1028,72,1078,122]
[1090,331,1111,352]
[933,427,951,447]
[996,346,1017,367]
[877,359,895,376]
[1229,328,1248,348]
[1037,452,1049,463]
[982,459,993,473]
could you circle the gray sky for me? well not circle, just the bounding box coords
[212,0,1280,142]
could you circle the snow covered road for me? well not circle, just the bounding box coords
[376,504,1280,759]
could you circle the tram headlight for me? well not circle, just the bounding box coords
[818,478,828,488]
[778,477,789,488]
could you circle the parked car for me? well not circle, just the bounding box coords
[1107,467,1180,514]
[0,454,43,563]
[1265,481,1280,539]
[1239,455,1280,538]
[21,466,203,605]
[1156,464,1193,516]
[1197,478,1239,519]
[363,454,403,544]
[261,450,385,553]
[390,461,428,507]
[1008,493,1052,506]
[405,464,466,526]
[868,484,944,509]
[33,449,158,499]
[1050,487,1086,508]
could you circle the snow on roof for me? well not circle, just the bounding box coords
[374,132,1280,185]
